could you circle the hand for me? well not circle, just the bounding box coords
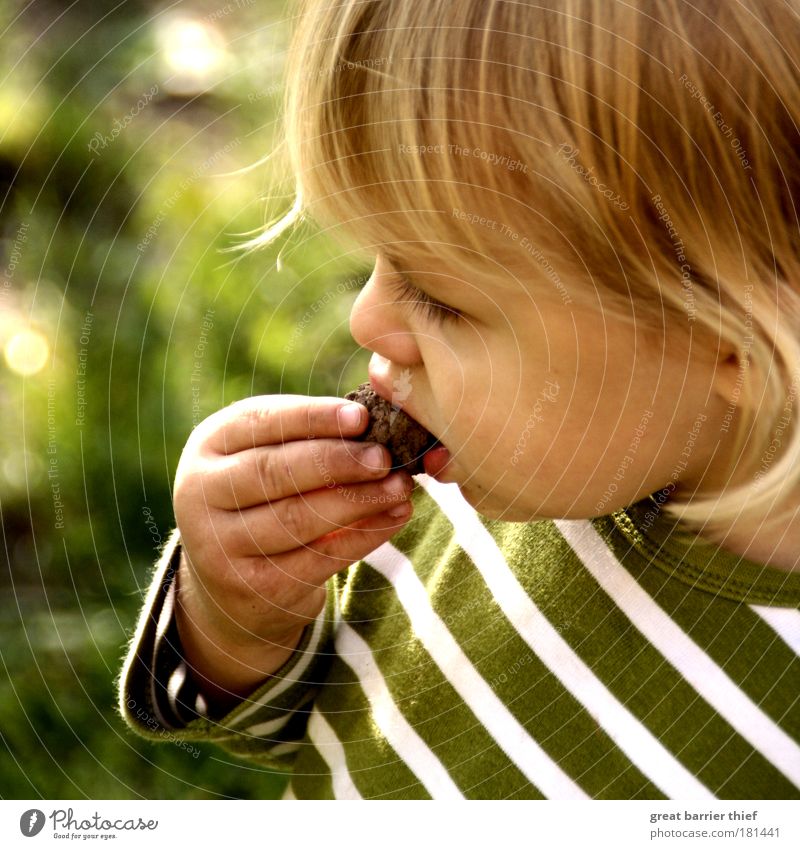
[171,395,413,711]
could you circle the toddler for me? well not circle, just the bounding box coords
[120,0,800,799]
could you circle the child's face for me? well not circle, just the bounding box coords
[351,250,732,520]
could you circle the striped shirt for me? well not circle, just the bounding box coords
[119,476,800,799]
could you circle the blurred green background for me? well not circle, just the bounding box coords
[0,0,371,798]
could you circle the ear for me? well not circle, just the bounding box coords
[710,348,750,410]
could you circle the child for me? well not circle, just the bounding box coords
[120,0,800,799]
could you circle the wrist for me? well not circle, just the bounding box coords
[176,603,306,715]
[174,553,306,713]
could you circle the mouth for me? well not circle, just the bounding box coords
[367,370,394,406]
[367,368,453,481]
[422,443,452,479]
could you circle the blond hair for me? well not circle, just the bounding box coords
[254,0,800,534]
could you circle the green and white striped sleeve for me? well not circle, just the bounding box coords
[118,529,336,770]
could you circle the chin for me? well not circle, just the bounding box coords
[456,482,536,522]
[463,481,587,522]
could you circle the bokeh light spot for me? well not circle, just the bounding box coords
[160,18,227,94]
[4,329,50,375]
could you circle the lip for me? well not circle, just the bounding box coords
[367,354,392,396]
[367,369,393,405]
[367,367,422,424]
[367,365,453,479]
[423,443,453,479]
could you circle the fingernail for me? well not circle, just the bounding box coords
[362,444,385,470]
[388,502,412,519]
[338,403,363,430]
[383,472,410,496]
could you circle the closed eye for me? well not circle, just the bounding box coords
[385,272,462,325]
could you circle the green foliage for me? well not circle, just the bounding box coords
[0,0,368,799]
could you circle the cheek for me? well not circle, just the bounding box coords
[423,334,493,410]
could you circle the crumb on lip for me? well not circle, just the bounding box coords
[344,382,438,473]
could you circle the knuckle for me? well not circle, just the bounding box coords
[277,497,310,544]
[317,440,341,483]
[173,470,199,517]
[307,401,333,437]
[237,404,274,443]
[256,448,289,496]
[192,406,231,448]
[181,532,226,583]
[174,453,219,512]
[176,432,203,473]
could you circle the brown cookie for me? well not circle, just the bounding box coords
[344,383,437,474]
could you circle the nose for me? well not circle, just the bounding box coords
[349,269,422,366]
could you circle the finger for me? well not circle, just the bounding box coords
[204,438,392,509]
[202,395,368,454]
[218,472,414,555]
[226,503,415,607]
[301,502,415,576]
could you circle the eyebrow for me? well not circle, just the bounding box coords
[380,252,455,292]
[380,252,414,276]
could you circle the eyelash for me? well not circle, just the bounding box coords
[385,273,462,325]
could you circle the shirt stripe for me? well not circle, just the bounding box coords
[307,707,362,799]
[419,477,715,799]
[268,741,302,757]
[334,621,463,799]
[555,517,800,791]
[751,605,800,656]
[149,579,177,729]
[166,664,186,718]
[366,543,589,800]
[245,713,295,738]
[231,599,329,728]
